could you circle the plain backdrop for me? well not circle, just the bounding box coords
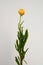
[0,0,43,65]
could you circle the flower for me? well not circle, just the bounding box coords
[18,9,25,16]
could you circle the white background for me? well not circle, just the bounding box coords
[0,0,43,65]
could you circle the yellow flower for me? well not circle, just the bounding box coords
[18,9,25,16]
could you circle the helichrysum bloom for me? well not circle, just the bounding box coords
[18,9,25,16]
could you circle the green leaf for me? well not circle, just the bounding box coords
[23,29,28,47]
[16,39,19,47]
[20,21,24,25]
[25,48,29,54]
[24,60,27,64]
[15,43,19,51]
[17,31,24,49]
[15,57,20,65]
[17,31,24,41]
[24,29,28,42]
[15,44,17,49]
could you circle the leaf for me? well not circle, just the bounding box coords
[17,31,24,49]
[14,43,18,51]
[17,31,20,40]
[20,21,24,25]
[24,29,28,43]
[24,60,27,64]
[16,39,19,47]
[15,57,20,65]
[25,48,29,54]
[21,29,28,48]
[15,44,17,49]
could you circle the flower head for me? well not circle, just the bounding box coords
[18,9,25,16]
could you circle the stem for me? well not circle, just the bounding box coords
[19,15,22,23]
[21,59,22,65]
[19,53,23,65]
[20,58,23,65]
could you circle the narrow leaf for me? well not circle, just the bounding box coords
[24,60,27,64]
[15,57,20,65]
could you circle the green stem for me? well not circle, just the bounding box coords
[19,15,22,23]
[19,53,23,65]
[20,57,22,65]
[21,59,23,65]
